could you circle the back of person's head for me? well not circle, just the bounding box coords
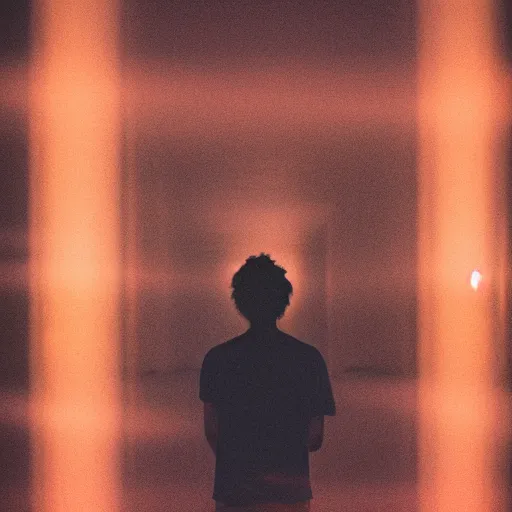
[231,253,293,323]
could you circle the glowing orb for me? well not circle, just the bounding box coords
[470,270,482,290]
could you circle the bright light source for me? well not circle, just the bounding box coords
[470,270,482,290]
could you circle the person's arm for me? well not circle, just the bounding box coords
[307,415,324,452]
[307,349,334,452]
[203,402,218,455]
[200,348,221,455]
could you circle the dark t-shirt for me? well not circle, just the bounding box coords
[199,328,336,506]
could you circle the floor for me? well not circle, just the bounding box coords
[3,372,509,511]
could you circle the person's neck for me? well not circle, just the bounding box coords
[249,321,278,333]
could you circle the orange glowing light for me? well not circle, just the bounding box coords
[470,270,483,290]
[29,1,121,511]
[418,0,508,510]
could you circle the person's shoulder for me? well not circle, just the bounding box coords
[202,333,246,362]
[279,331,325,360]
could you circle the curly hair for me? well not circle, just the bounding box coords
[231,253,293,322]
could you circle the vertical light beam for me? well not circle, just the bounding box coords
[29,1,121,511]
[418,1,508,511]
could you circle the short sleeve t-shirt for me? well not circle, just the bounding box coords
[199,328,336,506]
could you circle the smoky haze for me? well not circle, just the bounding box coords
[122,1,418,511]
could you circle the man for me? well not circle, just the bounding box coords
[200,254,335,511]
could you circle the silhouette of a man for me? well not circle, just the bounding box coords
[200,254,335,511]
